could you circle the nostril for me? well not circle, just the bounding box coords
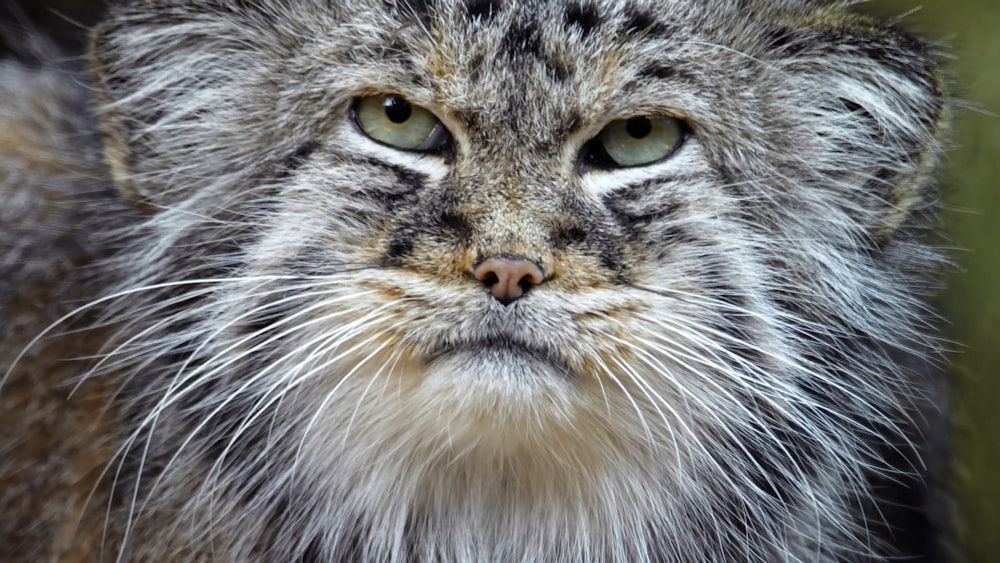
[472,256,545,305]
[480,271,500,288]
[518,269,542,287]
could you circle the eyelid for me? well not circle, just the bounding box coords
[414,123,450,151]
[580,115,688,170]
[352,95,453,154]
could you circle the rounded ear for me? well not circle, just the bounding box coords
[88,1,291,209]
[774,10,949,238]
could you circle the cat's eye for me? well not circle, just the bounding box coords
[354,95,450,152]
[585,116,686,168]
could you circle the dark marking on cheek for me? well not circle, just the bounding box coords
[604,179,688,230]
[437,210,473,239]
[550,223,589,250]
[614,202,685,231]
[386,162,428,193]
[656,225,699,246]
[732,411,821,508]
[598,245,625,278]
[564,2,602,36]
[698,265,759,362]
[340,156,427,209]
[200,400,276,482]
[386,232,416,262]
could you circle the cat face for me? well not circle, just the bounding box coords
[89,0,946,559]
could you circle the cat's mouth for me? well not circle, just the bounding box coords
[425,337,575,381]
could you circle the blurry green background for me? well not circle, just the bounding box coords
[860,1,1000,559]
[1,0,997,559]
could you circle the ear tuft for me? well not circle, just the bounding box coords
[779,10,949,238]
[88,2,288,209]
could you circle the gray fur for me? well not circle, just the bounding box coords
[0,0,950,561]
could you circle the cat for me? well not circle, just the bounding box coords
[0,0,951,560]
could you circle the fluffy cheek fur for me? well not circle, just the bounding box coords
[196,176,821,537]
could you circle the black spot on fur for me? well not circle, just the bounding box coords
[639,65,677,80]
[544,55,571,82]
[550,223,589,250]
[466,53,485,82]
[564,2,602,36]
[502,17,542,58]
[621,6,666,36]
[638,65,697,84]
[465,0,500,22]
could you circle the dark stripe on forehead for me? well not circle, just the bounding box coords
[386,0,433,27]
[638,64,698,84]
[622,5,669,37]
[465,0,501,22]
[564,2,603,37]
[502,16,543,58]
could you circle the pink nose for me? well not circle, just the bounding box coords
[472,257,545,305]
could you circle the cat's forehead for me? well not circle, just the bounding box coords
[340,0,795,128]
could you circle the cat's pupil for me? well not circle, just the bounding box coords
[626,117,652,139]
[384,97,412,123]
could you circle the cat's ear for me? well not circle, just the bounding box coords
[773,13,949,237]
[89,2,292,208]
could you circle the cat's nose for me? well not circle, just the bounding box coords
[472,256,545,305]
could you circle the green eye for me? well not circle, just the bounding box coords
[354,95,449,151]
[589,116,685,168]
